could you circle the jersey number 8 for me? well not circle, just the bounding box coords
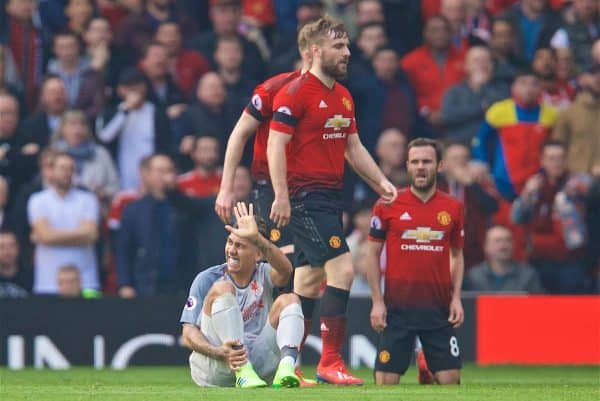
[449,336,460,357]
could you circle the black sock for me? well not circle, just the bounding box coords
[320,286,349,317]
[297,294,317,320]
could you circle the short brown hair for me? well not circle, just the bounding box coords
[407,137,443,163]
[301,16,348,48]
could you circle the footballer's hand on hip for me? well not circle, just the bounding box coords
[370,301,387,333]
[270,197,291,228]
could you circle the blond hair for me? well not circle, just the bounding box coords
[300,16,348,49]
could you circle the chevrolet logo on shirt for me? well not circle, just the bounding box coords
[324,114,352,131]
[401,227,444,243]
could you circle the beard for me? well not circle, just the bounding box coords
[321,56,349,81]
[410,172,437,192]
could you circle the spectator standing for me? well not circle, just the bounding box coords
[0,229,32,293]
[10,149,57,260]
[0,0,49,110]
[348,22,388,78]
[0,177,11,229]
[138,41,186,111]
[375,128,410,188]
[0,92,39,192]
[400,16,465,137]
[177,136,222,198]
[512,140,591,293]
[213,35,257,112]
[552,66,600,174]
[441,143,499,269]
[65,0,95,37]
[549,0,599,71]
[489,17,529,84]
[51,110,120,204]
[83,16,127,93]
[19,75,68,150]
[464,225,544,292]
[351,47,418,154]
[190,0,266,82]
[117,154,211,297]
[154,21,211,100]
[47,30,105,119]
[501,0,559,62]
[441,46,510,144]
[97,68,171,190]
[28,152,100,294]
[532,47,575,110]
[173,72,238,160]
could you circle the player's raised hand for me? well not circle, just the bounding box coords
[225,202,259,240]
[379,179,398,204]
[215,188,236,224]
[219,340,248,371]
[270,197,291,228]
[448,297,464,328]
[370,300,387,333]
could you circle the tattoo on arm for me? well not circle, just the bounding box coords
[253,237,271,257]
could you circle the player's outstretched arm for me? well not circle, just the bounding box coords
[345,134,397,203]
[448,247,465,328]
[182,323,248,370]
[364,240,387,333]
[215,112,261,223]
[225,202,292,287]
[267,130,292,227]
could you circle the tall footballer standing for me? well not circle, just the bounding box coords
[267,17,397,385]
[365,138,465,385]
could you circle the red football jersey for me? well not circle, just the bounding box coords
[107,190,140,230]
[270,72,357,195]
[177,170,222,198]
[369,189,464,315]
[245,71,301,181]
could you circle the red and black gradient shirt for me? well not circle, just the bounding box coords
[369,188,464,328]
[244,71,301,181]
[270,72,357,196]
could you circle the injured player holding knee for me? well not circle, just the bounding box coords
[180,202,304,388]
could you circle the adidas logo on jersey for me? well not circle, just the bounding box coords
[319,100,328,108]
[400,212,412,220]
[320,322,329,332]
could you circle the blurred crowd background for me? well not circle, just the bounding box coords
[0,0,598,299]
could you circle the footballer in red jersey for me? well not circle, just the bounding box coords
[366,138,465,385]
[267,17,397,386]
[213,25,316,387]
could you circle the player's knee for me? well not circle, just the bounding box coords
[274,292,300,308]
[435,370,460,385]
[208,281,236,296]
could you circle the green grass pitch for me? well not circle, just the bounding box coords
[1,364,598,401]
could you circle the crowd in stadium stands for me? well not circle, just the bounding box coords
[0,0,598,299]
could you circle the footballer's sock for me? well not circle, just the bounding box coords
[276,303,303,365]
[319,286,349,367]
[415,337,423,354]
[211,293,246,363]
[297,294,317,350]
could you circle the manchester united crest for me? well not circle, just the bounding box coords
[342,97,352,111]
[437,211,452,226]
[329,235,342,249]
[379,350,391,364]
[270,228,281,242]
